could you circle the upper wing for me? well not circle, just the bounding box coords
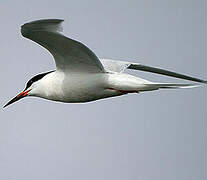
[21,19,105,73]
[100,59,207,83]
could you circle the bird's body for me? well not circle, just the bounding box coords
[33,71,107,102]
[31,70,152,103]
[3,19,206,108]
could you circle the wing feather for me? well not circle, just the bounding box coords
[128,63,207,84]
[21,19,105,73]
[100,59,206,83]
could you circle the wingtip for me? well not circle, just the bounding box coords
[197,80,207,84]
[21,19,65,37]
[22,19,64,25]
[21,19,64,29]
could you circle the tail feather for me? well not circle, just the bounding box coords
[147,83,200,89]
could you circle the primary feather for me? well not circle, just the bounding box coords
[21,19,105,73]
[100,59,206,84]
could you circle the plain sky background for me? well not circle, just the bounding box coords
[0,0,207,180]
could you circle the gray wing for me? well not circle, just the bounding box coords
[100,59,207,83]
[21,19,105,73]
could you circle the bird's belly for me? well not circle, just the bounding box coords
[60,83,122,103]
[60,89,121,103]
[47,73,122,103]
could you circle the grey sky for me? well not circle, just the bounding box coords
[0,0,207,180]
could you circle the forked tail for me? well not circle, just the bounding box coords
[107,73,201,93]
[145,83,200,89]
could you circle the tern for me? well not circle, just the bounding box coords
[3,19,206,108]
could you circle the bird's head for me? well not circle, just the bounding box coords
[3,71,54,108]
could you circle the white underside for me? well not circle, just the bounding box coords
[29,71,158,103]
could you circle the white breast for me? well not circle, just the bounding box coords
[33,71,115,103]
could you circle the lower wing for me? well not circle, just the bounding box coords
[100,59,206,84]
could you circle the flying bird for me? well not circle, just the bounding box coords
[3,19,206,108]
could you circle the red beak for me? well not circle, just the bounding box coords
[3,90,30,108]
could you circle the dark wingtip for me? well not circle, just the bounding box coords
[198,80,207,84]
[129,64,207,84]
[21,19,64,29]
[21,19,64,37]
